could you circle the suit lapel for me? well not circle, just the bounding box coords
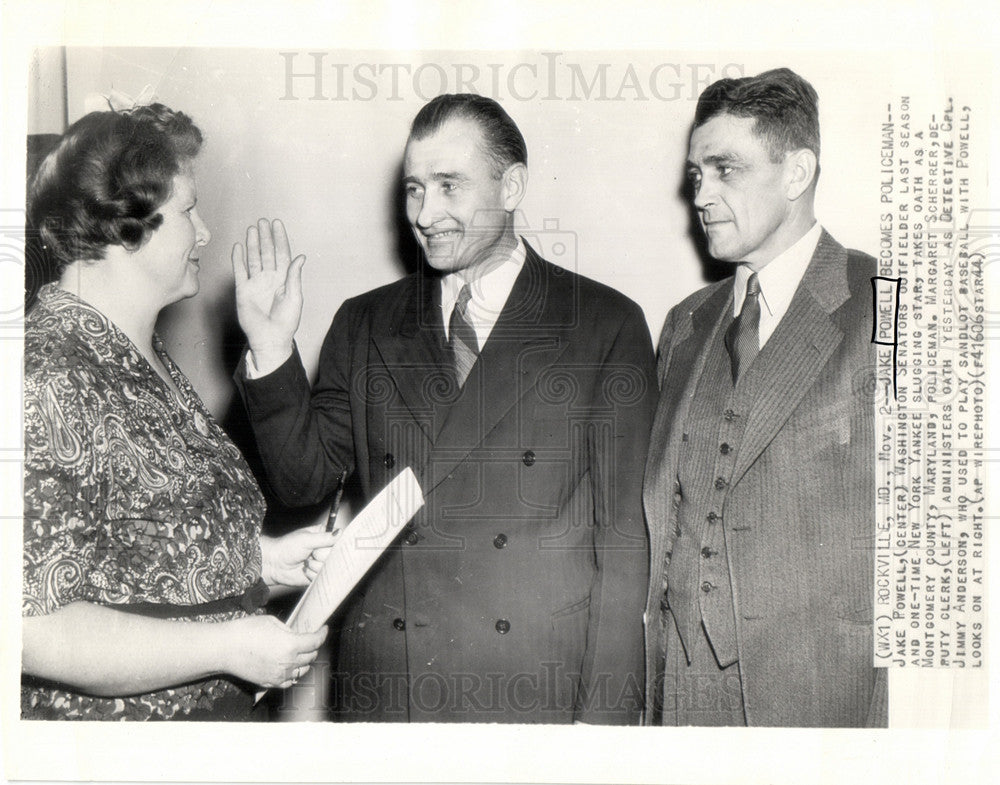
[371,274,451,445]
[645,283,731,565]
[730,231,851,487]
[424,246,573,495]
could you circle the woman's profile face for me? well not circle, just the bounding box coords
[133,166,211,306]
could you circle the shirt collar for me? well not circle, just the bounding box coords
[441,240,526,322]
[733,222,822,317]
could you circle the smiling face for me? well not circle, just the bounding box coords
[686,112,797,268]
[133,167,211,306]
[403,117,520,280]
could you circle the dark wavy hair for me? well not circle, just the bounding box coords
[409,93,527,178]
[694,68,820,177]
[28,103,203,271]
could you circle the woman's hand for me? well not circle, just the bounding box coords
[261,525,339,588]
[222,616,328,689]
[232,218,306,376]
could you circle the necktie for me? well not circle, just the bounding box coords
[724,272,761,383]
[449,284,478,387]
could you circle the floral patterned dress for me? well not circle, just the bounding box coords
[22,284,267,720]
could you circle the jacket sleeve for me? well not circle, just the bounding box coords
[234,300,359,507]
[575,301,658,724]
[655,301,680,390]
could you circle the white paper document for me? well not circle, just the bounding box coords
[255,468,423,702]
[286,467,424,633]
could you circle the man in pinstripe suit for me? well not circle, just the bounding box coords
[643,68,887,726]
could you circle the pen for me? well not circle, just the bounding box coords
[325,467,349,533]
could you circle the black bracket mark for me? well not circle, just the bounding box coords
[871,276,901,400]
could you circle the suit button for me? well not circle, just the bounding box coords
[495,619,511,634]
[707,512,720,523]
[493,533,508,549]
[404,529,420,546]
[701,582,714,593]
[724,409,736,422]
[701,547,716,558]
[719,443,731,455]
[392,617,405,630]
[522,450,536,466]
[384,453,395,469]
[714,477,727,490]
[660,590,670,612]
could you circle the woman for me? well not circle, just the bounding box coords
[22,102,334,720]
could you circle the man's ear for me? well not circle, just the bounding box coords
[785,148,817,201]
[502,162,528,211]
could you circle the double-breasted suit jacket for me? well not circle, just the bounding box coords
[642,231,888,727]
[239,243,657,723]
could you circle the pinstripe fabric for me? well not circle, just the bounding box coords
[668,330,746,672]
[643,283,728,725]
[448,284,478,387]
[643,231,887,727]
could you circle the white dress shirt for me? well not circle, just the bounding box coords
[732,222,822,350]
[440,241,526,351]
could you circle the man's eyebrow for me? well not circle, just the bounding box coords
[402,171,468,184]
[702,153,741,166]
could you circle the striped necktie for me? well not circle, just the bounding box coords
[724,272,761,383]
[449,283,478,387]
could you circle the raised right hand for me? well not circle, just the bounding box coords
[222,615,327,689]
[232,218,305,374]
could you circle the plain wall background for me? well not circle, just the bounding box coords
[43,47,890,422]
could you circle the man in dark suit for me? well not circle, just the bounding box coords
[232,94,656,723]
[643,68,887,726]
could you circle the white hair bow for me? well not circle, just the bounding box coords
[83,84,156,114]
